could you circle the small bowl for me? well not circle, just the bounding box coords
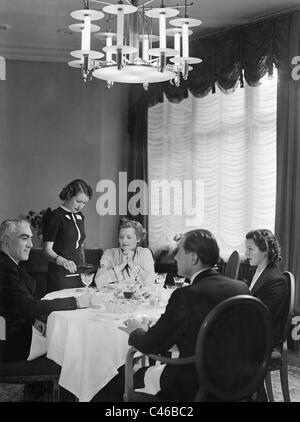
[123,291,135,299]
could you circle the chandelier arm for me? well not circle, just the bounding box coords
[174,2,193,9]
[89,0,115,6]
[137,0,158,9]
[142,3,194,11]
[137,9,151,26]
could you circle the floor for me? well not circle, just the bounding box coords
[1,352,299,402]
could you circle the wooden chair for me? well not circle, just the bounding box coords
[265,271,295,402]
[225,250,241,279]
[124,295,273,402]
[0,317,61,402]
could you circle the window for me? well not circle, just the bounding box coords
[148,73,277,258]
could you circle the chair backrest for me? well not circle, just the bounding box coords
[224,251,241,279]
[195,295,273,402]
[280,271,296,344]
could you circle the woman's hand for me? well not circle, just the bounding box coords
[122,250,135,268]
[124,250,135,260]
[56,256,77,273]
[117,258,128,271]
[120,252,128,265]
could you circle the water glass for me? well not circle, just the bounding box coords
[81,273,94,292]
[155,273,167,288]
[173,276,185,289]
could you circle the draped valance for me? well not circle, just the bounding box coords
[143,11,294,106]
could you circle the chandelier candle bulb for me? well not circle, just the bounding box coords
[174,32,181,56]
[159,13,166,49]
[182,22,189,58]
[81,15,91,51]
[117,8,124,46]
[142,36,149,61]
[106,35,113,61]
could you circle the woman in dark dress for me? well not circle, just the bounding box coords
[244,229,288,347]
[43,179,93,293]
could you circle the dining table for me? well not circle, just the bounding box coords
[43,285,171,402]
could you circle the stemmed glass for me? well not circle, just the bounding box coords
[155,273,167,288]
[173,276,185,288]
[81,273,94,293]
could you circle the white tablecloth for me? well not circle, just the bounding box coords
[44,287,169,402]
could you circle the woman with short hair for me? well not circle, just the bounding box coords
[43,179,93,292]
[244,229,288,347]
[95,217,155,289]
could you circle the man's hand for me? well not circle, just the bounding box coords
[34,319,47,336]
[119,318,149,335]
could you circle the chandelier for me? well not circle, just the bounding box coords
[68,0,202,90]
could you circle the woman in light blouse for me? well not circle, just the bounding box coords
[95,218,155,289]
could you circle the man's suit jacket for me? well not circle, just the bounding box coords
[244,263,288,348]
[0,250,77,362]
[129,269,250,401]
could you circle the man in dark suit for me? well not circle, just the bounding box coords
[120,229,250,402]
[0,219,89,363]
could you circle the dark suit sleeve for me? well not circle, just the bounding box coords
[2,263,77,320]
[129,288,188,354]
[243,268,256,285]
[254,276,288,320]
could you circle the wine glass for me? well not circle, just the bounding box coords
[81,273,94,292]
[173,276,185,289]
[155,273,167,288]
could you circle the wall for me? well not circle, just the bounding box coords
[0,60,130,249]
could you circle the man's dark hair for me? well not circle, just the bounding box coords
[182,229,219,267]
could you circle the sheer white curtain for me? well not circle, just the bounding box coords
[148,74,277,258]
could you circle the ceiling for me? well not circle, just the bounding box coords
[1,0,300,62]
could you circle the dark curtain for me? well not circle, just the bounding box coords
[142,12,291,105]
[275,11,300,313]
[127,85,149,244]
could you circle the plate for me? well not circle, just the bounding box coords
[90,313,126,322]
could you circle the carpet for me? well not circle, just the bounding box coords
[1,357,299,402]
